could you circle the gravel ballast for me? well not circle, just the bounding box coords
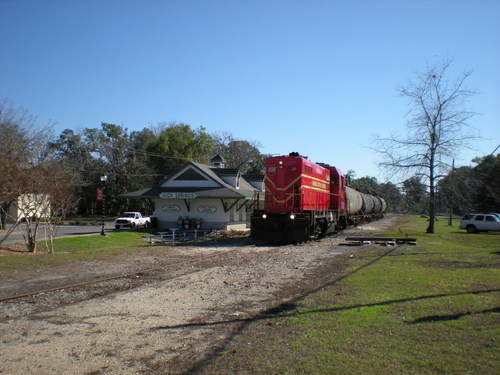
[0,216,399,374]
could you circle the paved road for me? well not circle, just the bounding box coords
[0,223,116,245]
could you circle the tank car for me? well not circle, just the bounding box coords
[251,152,386,243]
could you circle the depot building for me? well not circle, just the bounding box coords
[120,155,264,231]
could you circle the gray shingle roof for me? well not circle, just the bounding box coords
[119,161,263,200]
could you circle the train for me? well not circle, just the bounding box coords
[251,152,386,243]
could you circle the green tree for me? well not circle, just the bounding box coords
[50,123,155,216]
[472,154,500,212]
[379,182,404,213]
[350,176,380,195]
[436,154,500,215]
[402,177,427,214]
[436,165,476,215]
[148,123,215,172]
[350,176,403,213]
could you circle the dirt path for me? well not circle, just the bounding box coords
[0,216,400,375]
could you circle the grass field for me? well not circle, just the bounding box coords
[199,216,500,374]
[0,232,149,271]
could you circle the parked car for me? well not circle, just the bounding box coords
[459,213,500,233]
[115,212,151,230]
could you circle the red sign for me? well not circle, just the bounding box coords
[96,188,104,201]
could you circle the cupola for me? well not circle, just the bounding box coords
[210,154,226,168]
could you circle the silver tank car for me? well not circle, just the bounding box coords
[345,186,363,214]
[345,187,386,215]
[380,197,387,212]
[373,196,387,213]
[361,193,375,214]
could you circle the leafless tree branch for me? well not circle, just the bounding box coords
[371,58,478,232]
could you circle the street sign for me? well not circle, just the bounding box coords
[96,188,104,201]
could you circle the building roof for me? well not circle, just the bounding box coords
[243,174,265,182]
[120,161,263,200]
[210,154,225,163]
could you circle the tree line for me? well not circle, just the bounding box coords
[1,58,499,251]
[348,154,500,217]
[47,122,266,217]
[0,103,266,251]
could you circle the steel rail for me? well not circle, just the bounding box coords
[0,247,240,303]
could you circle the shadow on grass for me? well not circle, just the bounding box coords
[152,288,500,332]
[162,245,499,374]
[154,246,399,332]
[453,231,500,236]
[409,306,500,324]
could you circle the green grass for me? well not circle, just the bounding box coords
[199,216,500,374]
[0,232,149,271]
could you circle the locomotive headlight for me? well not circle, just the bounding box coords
[262,214,267,219]
[289,214,296,220]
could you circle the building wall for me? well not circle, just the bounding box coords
[152,198,250,230]
[6,194,51,223]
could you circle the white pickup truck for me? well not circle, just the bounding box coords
[115,212,151,230]
[459,213,500,233]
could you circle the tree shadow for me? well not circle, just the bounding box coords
[151,242,499,374]
[155,246,399,332]
[409,306,500,324]
[153,288,500,332]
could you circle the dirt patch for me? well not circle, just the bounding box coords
[0,215,401,375]
[0,243,31,254]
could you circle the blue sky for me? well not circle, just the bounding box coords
[1,0,499,182]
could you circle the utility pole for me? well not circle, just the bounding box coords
[98,175,108,236]
[448,159,455,226]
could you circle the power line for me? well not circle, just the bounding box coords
[490,144,500,155]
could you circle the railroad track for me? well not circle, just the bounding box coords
[0,246,249,318]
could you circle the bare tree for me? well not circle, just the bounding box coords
[0,100,77,251]
[373,59,476,233]
[212,131,265,173]
[0,100,48,245]
[38,163,77,253]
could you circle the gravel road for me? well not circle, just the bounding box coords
[0,216,399,375]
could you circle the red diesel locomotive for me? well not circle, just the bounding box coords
[251,152,386,242]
